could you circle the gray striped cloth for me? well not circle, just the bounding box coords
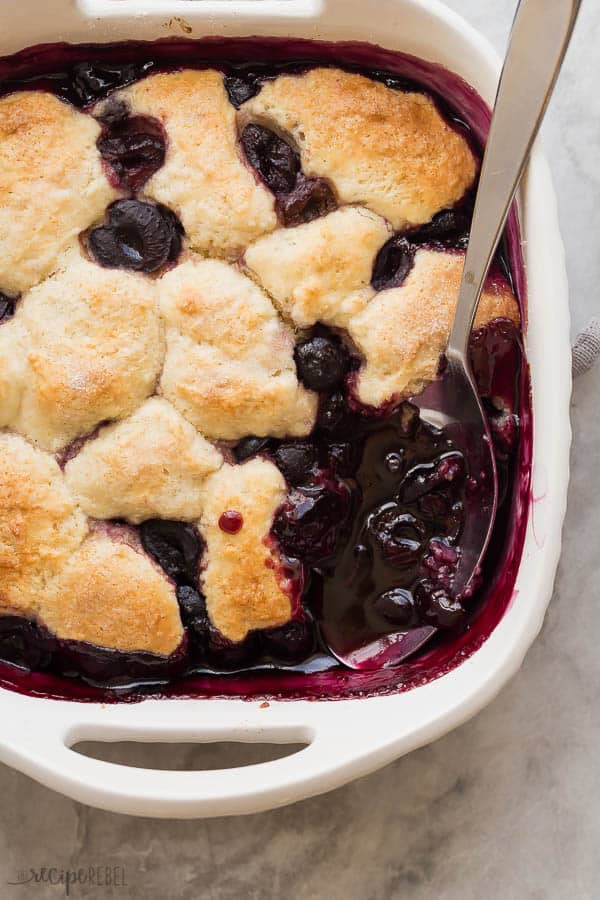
[572,318,600,378]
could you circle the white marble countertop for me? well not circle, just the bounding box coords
[1,2,599,897]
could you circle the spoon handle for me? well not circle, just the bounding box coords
[448,0,581,358]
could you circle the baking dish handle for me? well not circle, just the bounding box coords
[76,0,326,18]
[0,701,381,817]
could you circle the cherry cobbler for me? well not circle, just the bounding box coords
[0,40,528,699]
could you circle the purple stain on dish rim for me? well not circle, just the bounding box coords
[0,37,531,702]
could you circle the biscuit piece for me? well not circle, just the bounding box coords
[245,207,391,328]
[12,250,163,451]
[0,433,88,614]
[0,91,117,295]
[200,460,292,642]
[349,249,521,407]
[159,256,317,440]
[44,537,184,655]
[65,398,223,523]
[0,321,27,427]
[241,68,476,230]
[115,70,277,257]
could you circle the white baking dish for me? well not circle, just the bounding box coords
[0,0,571,818]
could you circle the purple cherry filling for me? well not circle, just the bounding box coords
[273,442,319,486]
[372,236,416,292]
[241,123,300,194]
[88,200,183,273]
[294,329,350,392]
[225,71,264,107]
[262,615,316,662]
[97,112,166,192]
[0,617,53,670]
[313,405,470,652]
[278,176,337,227]
[140,519,201,586]
[0,292,17,323]
[65,61,156,107]
[273,480,351,566]
[233,436,271,462]
[241,123,336,226]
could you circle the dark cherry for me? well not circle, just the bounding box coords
[370,69,423,94]
[55,639,182,685]
[140,520,201,585]
[372,588,415,626]
[206,628,261,670]
[0,618,53,670]
[398,452,465,503]
[368,504,426,567]
[176,586,211,650]
[317,392,357,436]
[97,114,166,192]
[272,482,350,565]
[273,442,318,486]
[233,436,271,463]
[0,292,16,323]
[224,70,265,108]
[241,123,300,195]
[412,205,472,246]
[64,60,156,107]
[294,333,349,392]
[176,585,206,625]
[279,176,337,227]
[218,511,244,535]
[414,580,466,629]
[262,617,316,663]
[371,235,415,292]
[88,200,182,273]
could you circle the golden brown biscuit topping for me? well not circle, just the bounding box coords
[199,460,292,642]
[159,255,317,440]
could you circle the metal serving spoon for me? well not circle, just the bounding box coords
[323,0,581,670]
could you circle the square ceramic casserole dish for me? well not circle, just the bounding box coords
[0,0,570,818]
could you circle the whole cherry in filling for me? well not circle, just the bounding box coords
[241,123,300,194]
[88,200,183,273]
[97,105,166,193]
[262,615,316,662]
[294,329,350,393]
[140,519,201,585]
[278,176,337,228]
[0,617,54,671]
[241,123,336,226]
